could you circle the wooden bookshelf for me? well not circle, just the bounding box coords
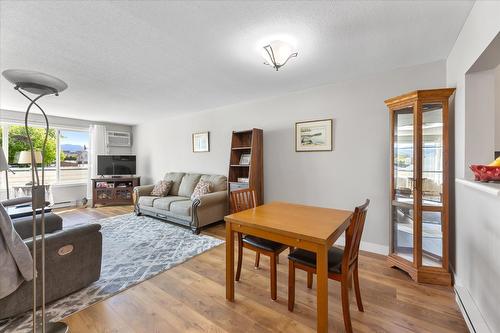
[228,128,263,211]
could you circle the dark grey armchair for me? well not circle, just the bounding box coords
[0,200,102,320]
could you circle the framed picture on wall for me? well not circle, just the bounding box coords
[192,131,210,152]
[295,119,333,152]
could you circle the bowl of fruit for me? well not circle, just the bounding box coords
[470,157,500,182]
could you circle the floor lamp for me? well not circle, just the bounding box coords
[0,147,11,199]
[2,69,68,333]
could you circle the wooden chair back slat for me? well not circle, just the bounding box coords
[343,199,370,270]
[230,188,257,213]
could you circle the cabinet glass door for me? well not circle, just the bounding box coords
[421,103,444,267]
[392,106,415,263]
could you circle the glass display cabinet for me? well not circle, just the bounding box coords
[385,88,455,285]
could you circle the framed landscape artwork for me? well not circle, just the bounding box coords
[295,119,333,152]
[192,131,210,152]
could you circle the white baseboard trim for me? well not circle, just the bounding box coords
[335,237,389,256]
[454,284,491,333]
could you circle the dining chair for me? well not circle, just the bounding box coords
[230,188,288,300]
[287,199,370,333]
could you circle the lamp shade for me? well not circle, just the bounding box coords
[2,69,67,95]
[0,147,8,171]
[17,150,43,164]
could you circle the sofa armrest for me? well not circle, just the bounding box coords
[12,223,103,319]
[134,184,155,197]
[193,191,227,208]
[1,197,32,207]
[191,191,228,230]
[24,223,102,251]
[13,212,63,240]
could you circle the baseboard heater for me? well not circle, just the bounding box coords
[51,200,74,209]
[455,284,491,333]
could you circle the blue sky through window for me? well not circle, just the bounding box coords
[60,130,89,151]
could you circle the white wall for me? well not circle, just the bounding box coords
[464,69,496,168]
[496,65,500,151]
[134,60,445,249]
[447,3,500,179]
[455,182,500,332]
[446,2,500,332]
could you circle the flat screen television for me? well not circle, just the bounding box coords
[98,155,136,176]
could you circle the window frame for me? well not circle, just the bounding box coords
[1,122,90,186]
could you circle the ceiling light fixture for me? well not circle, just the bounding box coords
[261,40,298,71]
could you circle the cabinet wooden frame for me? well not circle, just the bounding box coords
[92,176,140,207]
[385,88,455,286]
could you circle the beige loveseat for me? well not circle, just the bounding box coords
[133,172,228,233]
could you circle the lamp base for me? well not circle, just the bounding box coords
[35,321,69,333]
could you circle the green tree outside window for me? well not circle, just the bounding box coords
[8,125,58,166]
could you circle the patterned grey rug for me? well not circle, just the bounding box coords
[0,213,224,332]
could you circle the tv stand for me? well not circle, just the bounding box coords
[92,176,140,208]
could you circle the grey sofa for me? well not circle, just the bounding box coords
[0,205,102,320]
[134,172,228,233]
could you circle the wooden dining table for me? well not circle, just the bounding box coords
[224,201,353,333]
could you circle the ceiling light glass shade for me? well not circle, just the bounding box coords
[2,69,67,95]
[261,40,298,71]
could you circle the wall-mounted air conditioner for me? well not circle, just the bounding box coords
[106,131,131,147]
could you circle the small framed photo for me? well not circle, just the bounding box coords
[192,132,210,153]
[295,119,333,152]
[239,153,251,165]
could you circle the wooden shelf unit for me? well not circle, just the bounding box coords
[228,129,263,211]
[92,176,140,207]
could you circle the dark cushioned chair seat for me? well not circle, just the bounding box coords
[288,247,345,274]
[243,235,288,252]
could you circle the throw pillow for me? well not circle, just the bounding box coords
[191,180,212,200]
[150,180,172,197]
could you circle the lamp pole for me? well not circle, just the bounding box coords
[2,70,68,333]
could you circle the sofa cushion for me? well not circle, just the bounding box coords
[152,196,188,211]
[200,174,227,192]
[138,196,159,207]
[169,200,192,217]
[150,180,172,197]
[178,173,202,197]
[163,172,185,196]
[191,180,212,200]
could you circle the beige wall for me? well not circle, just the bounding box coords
[133,60,445,250]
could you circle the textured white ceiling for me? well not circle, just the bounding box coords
[0,1,473,125]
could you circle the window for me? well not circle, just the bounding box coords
[0,124,90,197]
[59,130,89,184]
[8,125,57,187]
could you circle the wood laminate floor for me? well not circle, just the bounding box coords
[56,206,468,333]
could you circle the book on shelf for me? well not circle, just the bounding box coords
[239,153,251,165]
[237,177,249,183]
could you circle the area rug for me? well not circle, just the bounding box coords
[0,213,224,332]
